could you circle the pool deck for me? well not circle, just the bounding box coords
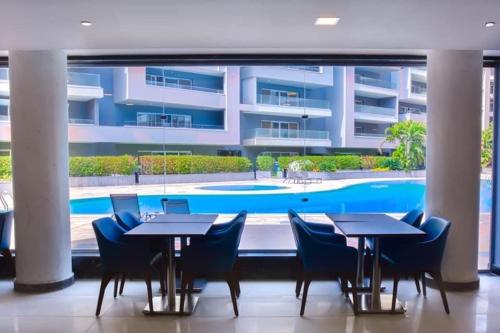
[69,176,424,199]
[68,176,490,269]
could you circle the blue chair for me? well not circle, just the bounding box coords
[115,211,143,231]
[110,193,141,219]
[92,217,165,316]
[291,216,359,316]
[179,211,246,316]
[161,198,190,214]
[401,209,424,228]
[0,210,13,274]
[382,216,451,313]
[288,209,347,297]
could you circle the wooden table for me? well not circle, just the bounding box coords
[327,213,425,314]
[126,214,217,315]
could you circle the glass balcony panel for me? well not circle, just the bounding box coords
[257,94,329,109]
[355,74,397,89]
[67,72,101,87]
[355,104,395,116]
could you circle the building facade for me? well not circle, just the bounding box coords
[3,64,486,160]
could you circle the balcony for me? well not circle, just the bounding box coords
[411,84,427,96]
[68,118,95,125]
[355,74,397,89]
[243,128,331,147]
[123,120,224,130]
[114,67,226,109]
[240,66,334,87]
[240,94,331,118]
[354,104,397,123]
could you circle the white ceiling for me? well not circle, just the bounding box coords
[1,0,500,55]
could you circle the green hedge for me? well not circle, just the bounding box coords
[69,155,138,176]
[278,155,361,171]
[0,156,11,180]
[256,156,275,171]
[139,155,252,175]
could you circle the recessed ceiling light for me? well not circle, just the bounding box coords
[485,21,496,28]
[315,17,340,26]
[80,20,92,27]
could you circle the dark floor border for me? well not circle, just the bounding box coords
[425,276,480,292]
[14,274,75,293]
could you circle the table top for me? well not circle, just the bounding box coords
[125,222,213,237]
[148,213,219,224]
[334,220,425,238]
[326,213,399,223]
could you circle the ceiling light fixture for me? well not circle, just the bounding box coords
[485,21,496,28]
[80,20,92,27]
[315,17,340,26]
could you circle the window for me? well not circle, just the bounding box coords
[261,120,299,138]
[136,112,192,128]
[217,150,242,157]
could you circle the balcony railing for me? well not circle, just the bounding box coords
[257,94,329,109]
[145,76,224,94]
[68,72,101,87]
[411,85,427,95]
[69,118,95,125]
[0,114,9,122]
[285,66,322,73]
[355,104,396,117]
[355,74,397,89]
[354,131,386,138]
[123,120,224,130]
[246,128,329,140]
[0,68,8,80]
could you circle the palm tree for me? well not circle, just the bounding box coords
[380,120,426,171]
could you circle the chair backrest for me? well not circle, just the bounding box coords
[161,198,190,214]
[288,209,301,249]
[401,209,424,228]
[115,211,142,231]
[418,216,451,268]
[0,210,13,250]
[92,217,126,267]
[110,194,140,219]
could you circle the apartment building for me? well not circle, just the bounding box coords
[1,65,432,159]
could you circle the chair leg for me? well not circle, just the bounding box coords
[422,272,427,297]
[295,257,303,298]
[113,275,119,298]
[119,275,126,295]
[158,266,166,297]
[300,278,311,316]
[430,271,450,314]
[144,273,154,314]
[341,277,349,298]
[392,274,400,312]
[414,273,421,294]
[1,249,14,275]
[96,273,113,316]
[231,271,241,298]
[226,275,239,316]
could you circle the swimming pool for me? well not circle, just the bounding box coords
[70,179,493,215]
[197,185,286,191]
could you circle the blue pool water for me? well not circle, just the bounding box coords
[197,185,286,191]
[70,180,493,215]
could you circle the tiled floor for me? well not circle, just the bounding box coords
[1,275,500,332]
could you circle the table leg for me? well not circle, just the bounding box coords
[356,237,365,287]
[144,236,199,315]
[351,237,405,314]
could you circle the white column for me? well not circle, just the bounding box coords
[9,50,73,291]
[426,50,483,288]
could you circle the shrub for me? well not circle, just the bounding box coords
[139,155,252,175]
[361,156,390,170]
[278,155,362,172]
[379,157,403,171]
[0,156,12,180]
[69,155,137,176]
[289,159,314,172]
[333,155,361,170]
[317,160,337,172]
[256,156,275,171]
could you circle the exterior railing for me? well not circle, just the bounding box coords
[246,128,329,140]
[0,68,8,80]
[257,94,329,109]
[123,120,224,130]
[145,75,224,94]
[68,72,101,87]
[411,84,427,95]
[355,74,397,89]
[285,66,323,73]
[354,131,386,138]
[0,115,9,121]
[69,118,95,125]
[355,104,395,117]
